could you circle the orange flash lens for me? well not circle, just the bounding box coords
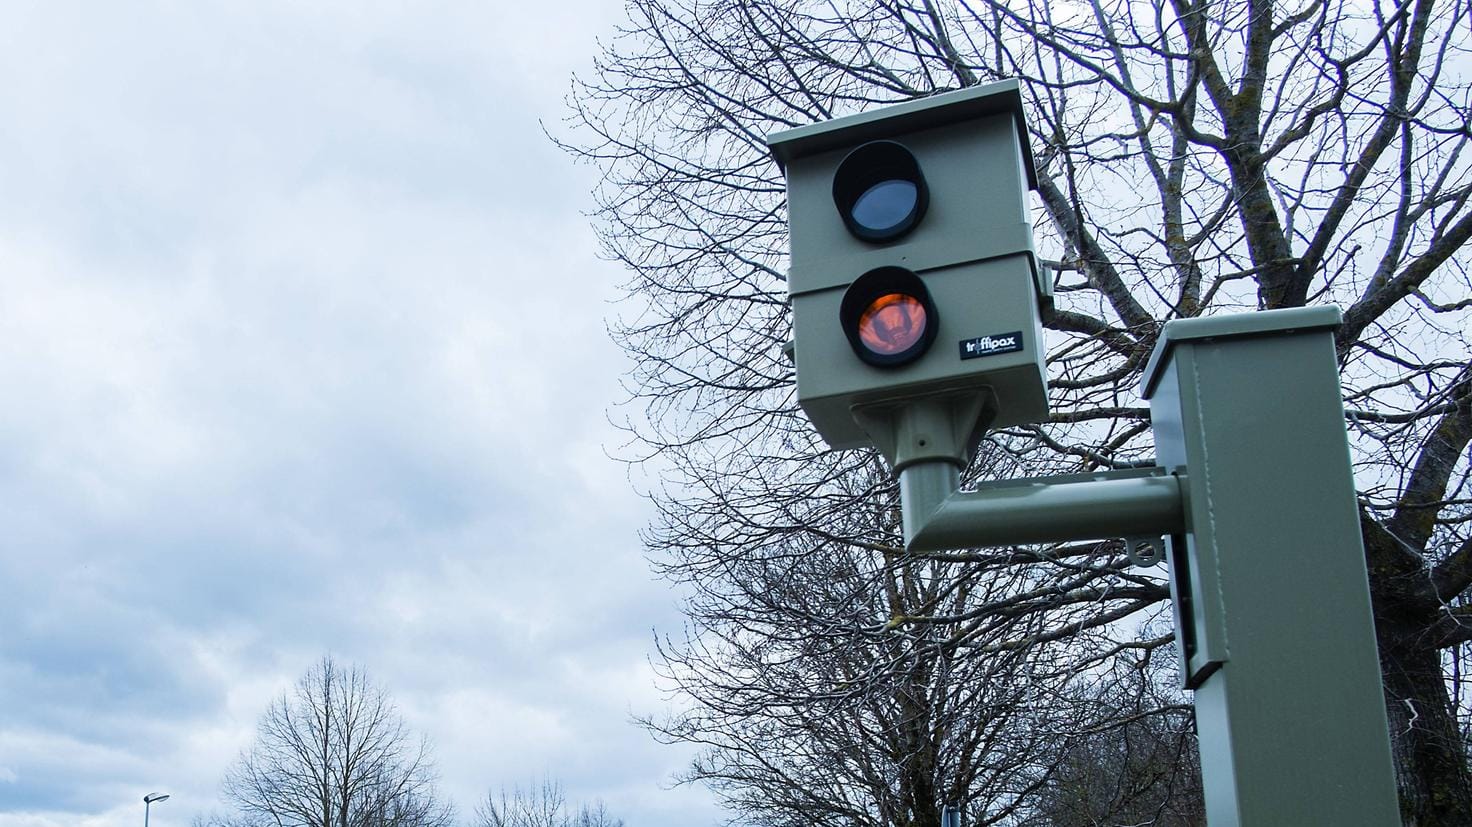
[858,293,928,355]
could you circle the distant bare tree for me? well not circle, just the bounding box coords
[563,0,1472,824]
[474,779,624,827]
[218,657,452,827]
[477,779,564,827]
[567,801,624,827]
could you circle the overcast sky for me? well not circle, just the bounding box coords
[0,3,722,826]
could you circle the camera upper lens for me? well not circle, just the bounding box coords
[832,141,929,243]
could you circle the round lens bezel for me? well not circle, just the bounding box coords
[832,141,929,243]
[839,266,939,367]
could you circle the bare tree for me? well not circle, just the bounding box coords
[563,0,1472,824]
[474,779,624,827]
[1021,651,1204,827]
[567,801,624,827]
[641,498,1091,827]
[219,657,452,827]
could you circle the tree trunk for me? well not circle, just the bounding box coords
[1380,629,1472,825]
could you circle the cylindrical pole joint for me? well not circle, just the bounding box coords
[899,461,961,542]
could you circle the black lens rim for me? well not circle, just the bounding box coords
[839,266,939,367]
[832,140,929,243]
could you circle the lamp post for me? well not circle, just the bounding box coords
[143,792,170,827]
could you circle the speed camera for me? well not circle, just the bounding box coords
[768,80,1050,466]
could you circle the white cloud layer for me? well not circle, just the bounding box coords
[0,2,716,825]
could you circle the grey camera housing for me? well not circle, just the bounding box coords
[768,80,1050,453]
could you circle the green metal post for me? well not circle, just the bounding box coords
[1141,306,1399,826]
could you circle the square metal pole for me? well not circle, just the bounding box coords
[1142,306,1399,826]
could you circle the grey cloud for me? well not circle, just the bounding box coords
[0,3,709,826]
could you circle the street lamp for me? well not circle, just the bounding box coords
[143,792,170,827]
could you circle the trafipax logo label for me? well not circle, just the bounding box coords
[959,331,1024,359]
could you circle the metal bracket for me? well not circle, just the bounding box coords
[901,464,1187,551]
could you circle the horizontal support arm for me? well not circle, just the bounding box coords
[903,465,1187,551]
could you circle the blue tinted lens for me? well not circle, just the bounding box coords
[851,179,918,233]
